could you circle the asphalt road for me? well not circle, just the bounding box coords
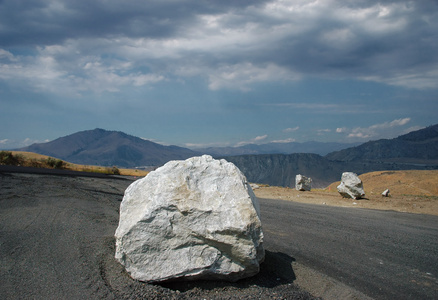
[1,167,437,299]
[259,197,438,300]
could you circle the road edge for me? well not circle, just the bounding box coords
[291,261,373,300]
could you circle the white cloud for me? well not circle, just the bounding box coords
[271,138,296,143]
[0,43,165,96]
[342,118,412,140]
[403,125,424,135]
[235,134,268,147]
[317,128,331,135]
[369,117,411,130]
[391,118,411,126]
[283,126,299,133]
[184,143,207,149]
[360,66,438,89]
[139,137,170,145]
[347,132,372,139]
[207,63,300,91]
[0,49,17,61]
[184,141,233,149]
[254,135,268,141]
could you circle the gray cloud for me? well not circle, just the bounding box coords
[0,0,437,95]
[0,0,269,46]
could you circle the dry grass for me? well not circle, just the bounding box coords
[11,151,53,160]
[325,170,438,196]
[8,151,148,177]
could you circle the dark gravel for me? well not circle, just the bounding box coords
[0,170,319,299]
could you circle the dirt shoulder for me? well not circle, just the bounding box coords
[254,170,438,216]
[253,184,438,216]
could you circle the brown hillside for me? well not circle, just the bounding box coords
[11,151,54,160]
[326,170,438,196]
[254,170,438,216]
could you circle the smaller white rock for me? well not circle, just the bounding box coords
[382,189,390,197]
[295,174,312,191]
[250,183,260,190]
[337,172,365,200]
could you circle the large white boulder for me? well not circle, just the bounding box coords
[337,172,365,200]
[115,155,264,283]
[295,174,312,191]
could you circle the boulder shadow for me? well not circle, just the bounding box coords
[159,250,297,292]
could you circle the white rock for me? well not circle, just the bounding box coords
[250,183,260,190]
[114,155,264,283]
[337,172,365,200]
[295,174,312,191]
[382,189,390,197]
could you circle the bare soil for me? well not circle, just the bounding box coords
[254,170,438,216]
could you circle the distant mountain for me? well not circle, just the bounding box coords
[18,128,199,168]
[225,153,438,189]
[224,153,344,188]
[225,124,438,188]
[196,141,361,157]
[325,124,438,164]
[16,125,438,188]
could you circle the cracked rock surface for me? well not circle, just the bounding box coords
[115,155,265,283]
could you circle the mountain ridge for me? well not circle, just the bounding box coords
[18,128,199,167]
[196,141,361,156]
[325,124,438,164]
[15,124,438,188]
[225,124,438,188]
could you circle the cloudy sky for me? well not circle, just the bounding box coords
[1,0,437,149]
